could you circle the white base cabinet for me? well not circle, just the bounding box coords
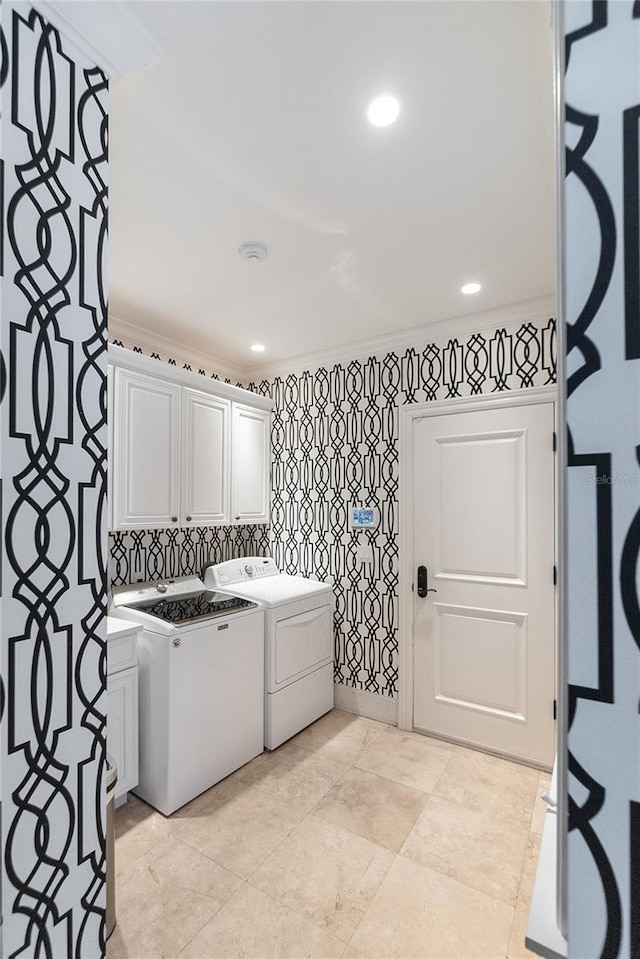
[107,617,140,803]
[107,668,139,803]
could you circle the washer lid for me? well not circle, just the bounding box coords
[112,575,205,608]
[111,576,260,627]
[123,590,257,625]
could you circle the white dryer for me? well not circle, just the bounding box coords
[205,558,334,749]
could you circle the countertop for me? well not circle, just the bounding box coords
[107,615,142,639]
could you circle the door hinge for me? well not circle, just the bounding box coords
[553,564,557,586]
[552,431,557,452]
[553,699,557,721]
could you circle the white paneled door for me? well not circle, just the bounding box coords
[412,402,555,766]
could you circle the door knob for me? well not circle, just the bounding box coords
[417,565,437,598]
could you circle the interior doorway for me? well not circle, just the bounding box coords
[398,388,556,768]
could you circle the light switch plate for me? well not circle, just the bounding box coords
[356,545,373,565]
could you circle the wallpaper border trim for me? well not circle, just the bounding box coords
[396,384,558,733]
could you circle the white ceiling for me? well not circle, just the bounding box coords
[109,0,557,378]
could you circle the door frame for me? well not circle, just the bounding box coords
[397,385,558,733]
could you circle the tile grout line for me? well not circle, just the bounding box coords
[505,828,544,959]
[338,845,400,958]
[420,789,540,831]
[112,711,544,958]
[173,899,236,958]
[242,873,347,951]
[243,811,399,954]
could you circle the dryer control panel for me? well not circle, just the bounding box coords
[205,556,278,587]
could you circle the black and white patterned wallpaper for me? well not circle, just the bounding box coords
[109,524,270,586]
[256,320,556,698]
[111,317,556,700]
[1,5,108,956]
[563,2,640,955]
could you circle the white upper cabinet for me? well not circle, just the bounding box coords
[108,345,273,530]
[182,389,230,525]
[232,403,271,524]
[112,368,181,528]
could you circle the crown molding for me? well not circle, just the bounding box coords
[110,293,557,387]
[243,294,558,380]
[108,315,246,385]
[30,1,164,78]
[108,344,274,412]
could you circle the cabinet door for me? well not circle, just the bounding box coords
[107,666,139,801]
[182,389,230,525]
[112,369,181,528]
[232,403,271,524]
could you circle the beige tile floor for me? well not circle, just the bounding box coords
[108,709,551,959]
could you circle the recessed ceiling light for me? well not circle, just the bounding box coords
[365,93,401,128]
[461,282,482,295]
[251,343,266,353]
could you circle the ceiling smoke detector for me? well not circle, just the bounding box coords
[239,242,268,262]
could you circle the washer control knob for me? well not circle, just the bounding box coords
[244,565,254,577]
[156,583,168,593]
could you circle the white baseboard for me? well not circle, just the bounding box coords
[333,684,397,726]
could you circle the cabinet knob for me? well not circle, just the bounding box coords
[171,516,178,522]
[186,516,192,522]
[235,515,240,521]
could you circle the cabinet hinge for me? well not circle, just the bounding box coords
[553,564,557,586]
[553,699,557,721]
[552,431,557,452]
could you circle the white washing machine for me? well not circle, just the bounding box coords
[110,575,264,815]
[205,558,334,749]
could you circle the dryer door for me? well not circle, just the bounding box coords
[271,602,332,691]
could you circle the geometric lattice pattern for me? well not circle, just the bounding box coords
[108,525,270,587]
[251,320,556,699]
[1,7,108,956]
[563,2,640,954]
[112,318,556,702]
